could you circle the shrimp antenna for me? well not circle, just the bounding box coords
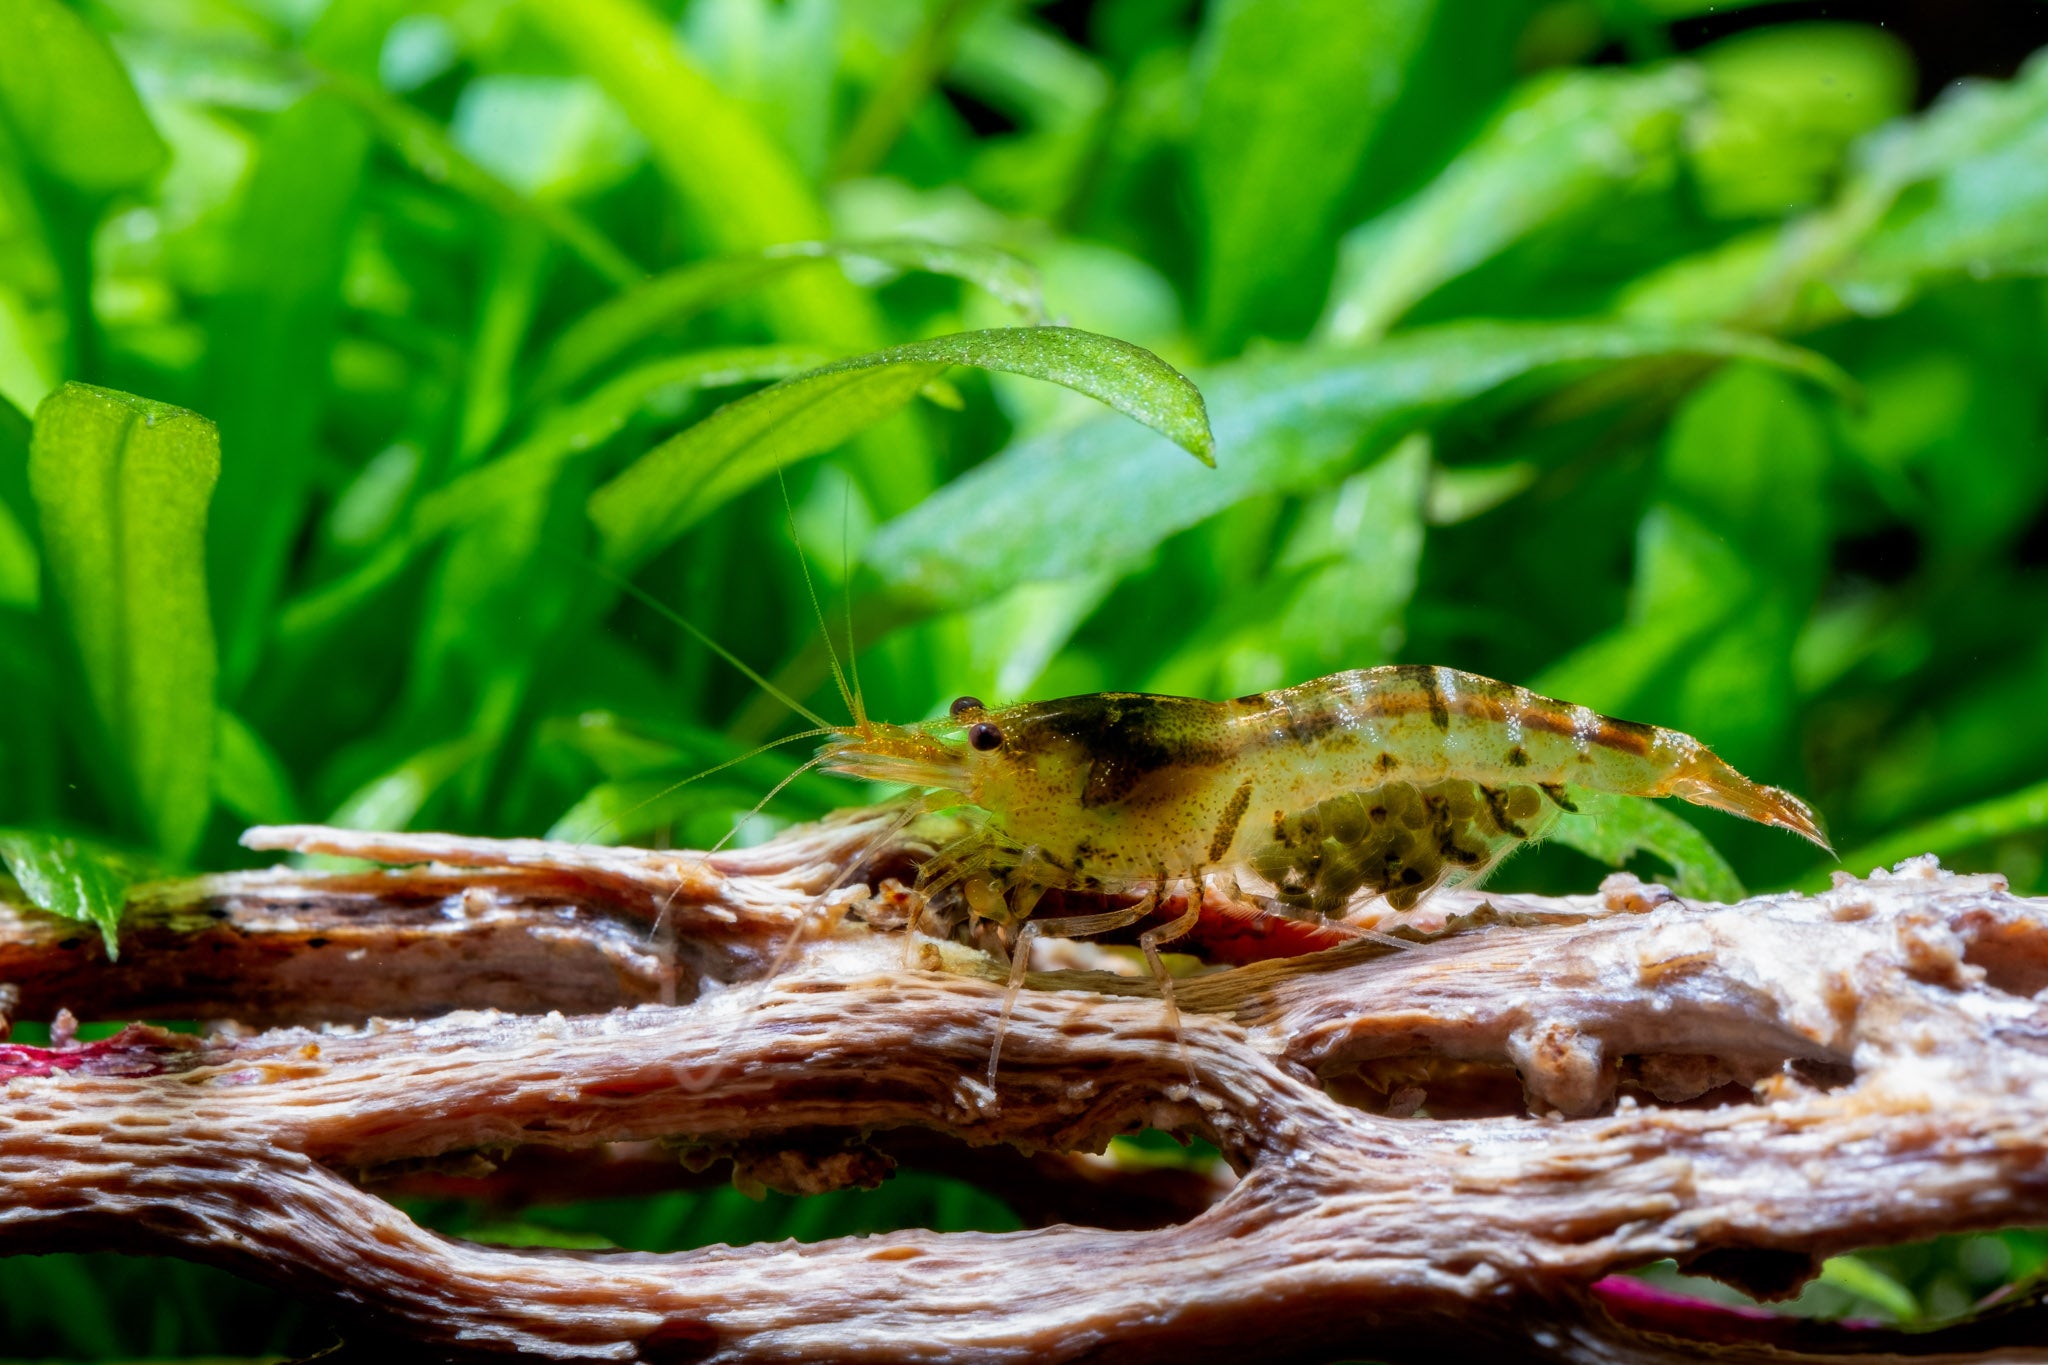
[569,726,838,847]
[840,477,868,735]
[583,556,834,731]
[777,467,859,728]
[710,749,834,855]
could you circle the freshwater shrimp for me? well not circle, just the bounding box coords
[817,665,1830,1083]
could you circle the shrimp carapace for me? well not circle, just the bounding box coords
[820,664,1830,919]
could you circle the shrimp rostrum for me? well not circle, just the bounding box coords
[818,664,1830,1082]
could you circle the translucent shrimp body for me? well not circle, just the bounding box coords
[822,664,1829,917]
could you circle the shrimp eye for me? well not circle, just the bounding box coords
[950,695,984,717]
[968,722,1003,751]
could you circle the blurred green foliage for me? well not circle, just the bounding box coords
[3,0,2048,1355]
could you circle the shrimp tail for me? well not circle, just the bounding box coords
[1660,749,1833,854]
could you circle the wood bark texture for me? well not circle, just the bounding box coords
[4,807,2048,1364]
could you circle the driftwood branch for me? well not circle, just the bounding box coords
[4,807,2048,1362]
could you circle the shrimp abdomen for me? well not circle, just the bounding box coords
[1251,666,1830,851]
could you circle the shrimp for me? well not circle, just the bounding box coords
[818,664,1830,1083]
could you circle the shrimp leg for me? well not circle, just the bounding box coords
[1137,870,1203,1088]
[988,900,1147,1087]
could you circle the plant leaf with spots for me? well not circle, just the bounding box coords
[29,383,219,864]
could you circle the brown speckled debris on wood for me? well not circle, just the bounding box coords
[4,806,2048,1363]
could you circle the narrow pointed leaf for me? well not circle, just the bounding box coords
[0,393,34,609]
[520,0,869,344]
[328,736,490,833]
[532,241,1044,401]
[0,126,70,413]
[427,346,837,538]
[1192,0,1433,347]
[0,0,166,194]
[1817,1256,1921,1323]
[1826,776,2048,887]
[866,322,1840,611]
[522,0,822,249]
[279,346,830,643]
[214,710,300,826]
[1321,65,1701,345]
[590,326,1212,566]
[204,91,369,690]
[317,65,640,287]
[0,830,131,957]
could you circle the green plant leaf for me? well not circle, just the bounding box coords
[434,346,839,535]
[464,1221,618,1251]
[589,326,1213,566]
[0,829,130,957]
[550,776,775,845]
[204,90,370,691]
[0,0,167,195]
[0,124,68,414]
[520,0,868,345]
[449,73,647,201]
[805,240,1044,320]
[455,223,549,464]
[1547,790,1745,904]
[1687,23,1913,221]
[316,64,640,287]
[1840,48,2048,290]
[1534,363,1829,770]
[213,710,300,826]
[29,382,219,864]
[0,612,59,828]
[328,734,490,833]
[530,241,1044,402]
[1818,1254,1920,1322]
[278,346,831,644]
[1266,436,1430,678]
[830,0,992,179]
[1844,83,2048,306]
[1148,435,1430,699]
[1321,65,1702,345]
[520,0,820,248]
[1627,0,1777,15]
[1622,48,2048,330]
[1191,0,1434,348]
[1825,776,2048,887]
[403,468,585,824]
[0,496,32,612]
[543,710,845,844]
[865,321,1841,611]
[0,392,34,610]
